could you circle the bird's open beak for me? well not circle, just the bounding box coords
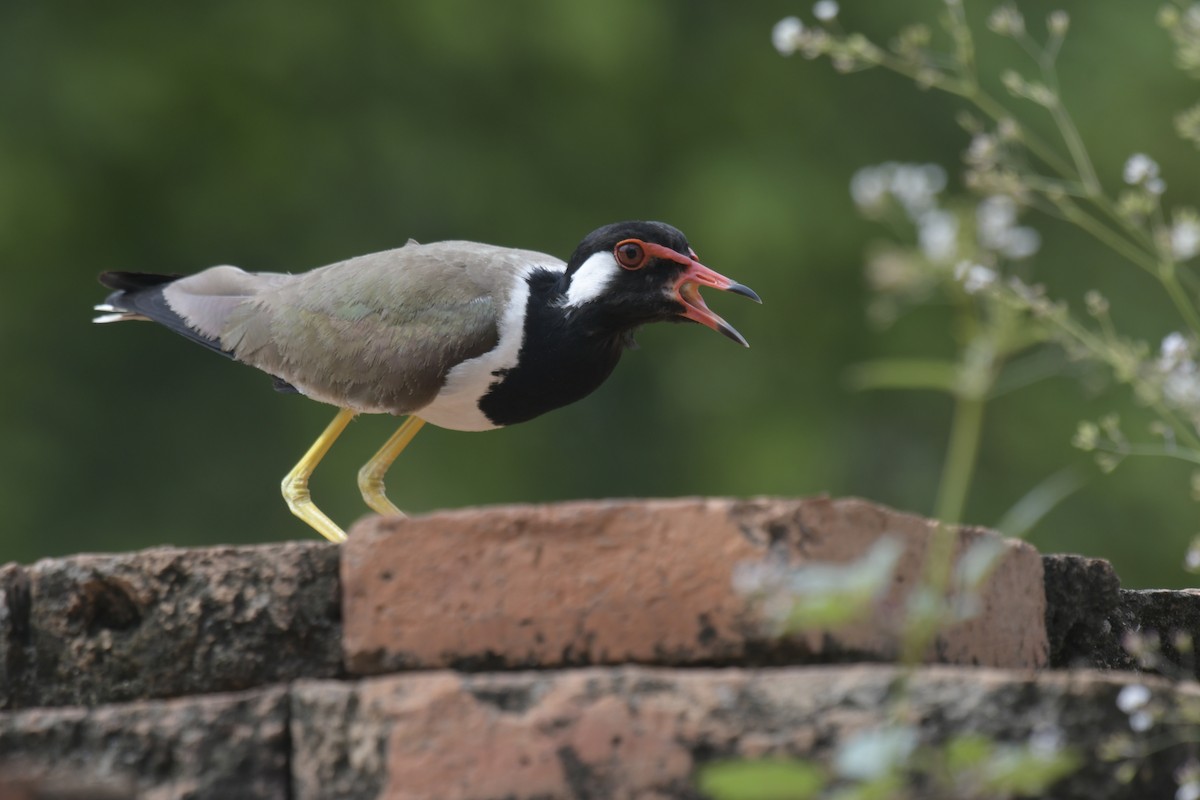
[673,258,762,348]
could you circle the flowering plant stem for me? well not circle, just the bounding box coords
[935,392,986,525]
[876,4,1200,337]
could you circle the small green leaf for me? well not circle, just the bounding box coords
[982,749,1081,794]
[698,759,825,800]
[785,592,873,630]
[995,468,1085,538]
[943,734,994,771]
[987,346,1062,397]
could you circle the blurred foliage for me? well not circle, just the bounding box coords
[1,0,1196,587]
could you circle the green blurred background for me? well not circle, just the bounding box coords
[2,1,1196,587]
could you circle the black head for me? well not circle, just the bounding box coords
[559,220,760,346]
[565,221,693,276]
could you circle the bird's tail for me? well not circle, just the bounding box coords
[92,272,181,324]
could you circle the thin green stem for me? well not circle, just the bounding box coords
[1054,198,1200,332]
[870,13,1166,268]
[962,88,1077,178]
[1025,297,1200,450]
[1020,174,1091,198]
[899,519,958,666]
[1048,99,1100,194]
[879,18,1167,273]
[934,391,987,525]
[873,52,965,96]
[1055,197,1160,276]
[1097,442,1200,467]
[1161,260,1200,334]
[1013,26,1101,193]
[1092,198,1158,254]
[943,0,976,78]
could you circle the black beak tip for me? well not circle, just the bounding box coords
[728,282,762,304]
[717,321,751,348]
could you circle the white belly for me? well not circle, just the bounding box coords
[411,261,549,431]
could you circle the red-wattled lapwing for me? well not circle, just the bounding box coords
[93,220,760,542]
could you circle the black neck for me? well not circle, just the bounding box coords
[479,269,626,426]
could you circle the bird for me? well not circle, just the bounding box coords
[93,220,760,543]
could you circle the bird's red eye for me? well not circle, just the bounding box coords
[614,240,647,270]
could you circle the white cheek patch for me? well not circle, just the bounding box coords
[562,251,620,307]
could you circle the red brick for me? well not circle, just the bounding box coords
[341,497,1046,673]
[290,665,1190,800]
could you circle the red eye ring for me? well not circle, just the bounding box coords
[614,239,647,270]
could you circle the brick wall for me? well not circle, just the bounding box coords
[0,497,1195,799]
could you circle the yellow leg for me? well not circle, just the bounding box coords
[357,416,426,516]
[281,408,356,543]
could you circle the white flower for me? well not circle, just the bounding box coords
[1162,332,1191,368]
[1172,219,1200,260]
[1164,368,1200,409]
[1157,333,1200,409]
[1124,153,1161,186]
[1185,536,1200,572]
[772,17,804,55]
[918,209,958,263]
[1047,10,1070,36]
[967,133,998,164]
[890,163,946,216]
[987,6,1025,36]
[850,165,890,212]
[1149,177,1168,196]
[977,195,1018,242]
[813,0,839,21]
[835,727,918,780]
[1130,710,1154,732]
[849,162,947,220]
[1177,783,1200,800]
[1028,726,1065,757]
[1116,683,1151,713]
[954,261,996,294]
[976,195,1041,259]
[1001,226,1041,259]
[1085,290,1110,317]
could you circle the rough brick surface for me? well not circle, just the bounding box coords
[1042,555,1200,678]
[0,541,340,709]
[0,563,31,710]
[0,687,288,800]
[342,497,1047,674]
[1113,589,1200,679]
[0,774,133,800]
[291,665,1192,800]
[6,496,1200,799]
[1043,554,1125,668]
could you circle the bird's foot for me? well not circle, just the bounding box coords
[281,472,348,543]
[357,469,406,518]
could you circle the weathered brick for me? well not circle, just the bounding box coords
[341,497,1047,674]
[0,687,288,800]
[2,541,340,709]
[0,563,31,710]
[1112,588,1200,678]
[291,665,1192,800]
[1043,554,1128,670]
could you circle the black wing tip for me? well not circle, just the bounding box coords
[98,271,182,292]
